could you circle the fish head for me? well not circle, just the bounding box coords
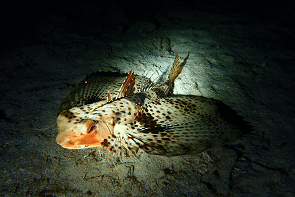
[56,110,111,149]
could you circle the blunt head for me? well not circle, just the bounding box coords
[56,110,110,149]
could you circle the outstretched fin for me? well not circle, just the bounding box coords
[126,95,251,156]
[116,71,135,99]
[168,53,190,83]
[144,53,190,99]
[56,71,128,115]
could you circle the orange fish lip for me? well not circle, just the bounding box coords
[57,137,102,149]
[58,141,102,149]
[58,143,90,149]
[56,130,104,149]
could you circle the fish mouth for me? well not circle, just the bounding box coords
[56,137,99,149]
[58,143,88,149]
[56,129,103,149]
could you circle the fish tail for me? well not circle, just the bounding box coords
[168,53,189,84]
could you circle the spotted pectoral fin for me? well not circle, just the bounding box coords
[127,95,251,156]
[57,72,128,115]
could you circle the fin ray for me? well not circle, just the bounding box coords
[57,72,128,115]
[116,71,135,99]
[168,53,190,83]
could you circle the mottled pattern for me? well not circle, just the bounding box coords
[56,54,251,163]
[126,95,250,156]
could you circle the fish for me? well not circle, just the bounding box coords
[56,53,251,162]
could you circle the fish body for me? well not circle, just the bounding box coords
[56,54,250,161]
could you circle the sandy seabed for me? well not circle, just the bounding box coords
[1,0,294,196]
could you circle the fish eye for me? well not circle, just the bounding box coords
[87,123,96,134]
